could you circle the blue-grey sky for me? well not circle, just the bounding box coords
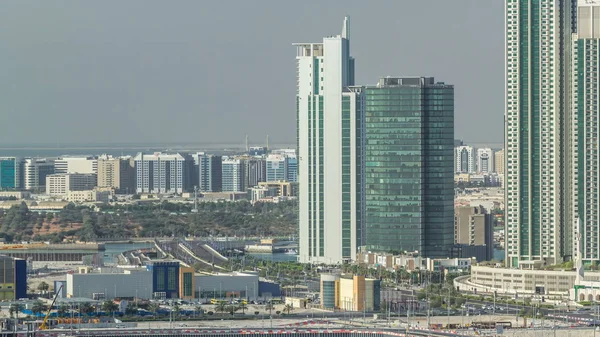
[0,1,503,146]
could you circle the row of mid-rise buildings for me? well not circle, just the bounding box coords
[0,150,298,199]
[296,17,455,264]
[454,146,504,174]
[0,155,133,194]
[134,151,297,194]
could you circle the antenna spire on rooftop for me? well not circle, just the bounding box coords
[342,16,350,39]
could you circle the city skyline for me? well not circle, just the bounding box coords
[0,1,503,145]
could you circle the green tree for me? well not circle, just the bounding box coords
[9,303,24,319]
[148,302,160,316]
[265,303,274,316]
[284,304,293,315]
[102,300,118,315]
[215,301,228,314]
[31,300,47,316]
[57,304,69,317]
[125,303,137,316]
[430,296,442,308]
[37,281,50,296]
[173,303,181,317]
[228,304,238,316]
[238,302,248,315]
[194,305,203,317]
[80,302,94,315]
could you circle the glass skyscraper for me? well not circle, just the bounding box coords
[191,153,222,192]
[0,157,19,190]
[364,77,454,257]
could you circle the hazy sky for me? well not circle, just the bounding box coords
[0,1,503,146]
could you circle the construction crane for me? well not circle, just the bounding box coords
[39,284,63,330]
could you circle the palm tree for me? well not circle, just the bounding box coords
[125,303,137,316]
[194,305,202,318]
[237,303,248,315]
[265,303,274,317]
[284,304,293,315]
[57,303,69,317]
[228,304,238,316]
[31,300,47,317]
[173,303,181,318]
[101,300,118,316]
[9,303,24,319]
[80,302,94,316]
[215,301,228,314]
[148,302,160,316]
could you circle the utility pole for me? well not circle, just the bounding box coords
[446,290,450,329]
[192,186,198,213]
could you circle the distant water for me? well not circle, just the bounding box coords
[103,242,154,264]
[493,248,505,262]
[0,142,295,158]
[247,252,298,262]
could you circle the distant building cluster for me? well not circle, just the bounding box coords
[0,148,298,203]
[356,252,474,273]
[453,142,504,187]
[453,143,503,174]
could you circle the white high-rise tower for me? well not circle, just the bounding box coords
[504,1,575,268]
[295,16,364,264]
[571,0,600,264]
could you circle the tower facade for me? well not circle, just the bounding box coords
[476,148,495,174]
[192,153,222,192]
[454,146,475,173]
[296,17,364,264]
[571,0,600,264]
[364,77,454,257]
[221,158,245,192]
[505,0,576,267]
[134,153,188,194]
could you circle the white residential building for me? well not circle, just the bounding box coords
[54,156,97,174]
[221,158,245,192]
[23,158,55,191]
[571,1,600,264]
[266,154,288,182]
[66,189,113,203]
[476,148,494,174]
[134,152,188,194]
[504,0,573,268]
[454,146,475,173]
[46,173,97,197]
[296,17,363,264]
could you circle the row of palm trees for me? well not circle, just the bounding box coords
[213,302,294,316]
[8,299,296,322]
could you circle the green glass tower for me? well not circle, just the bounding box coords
[364,77,454,257]
[0,157,19,190]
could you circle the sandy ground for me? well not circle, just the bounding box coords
[28,261,82,292]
